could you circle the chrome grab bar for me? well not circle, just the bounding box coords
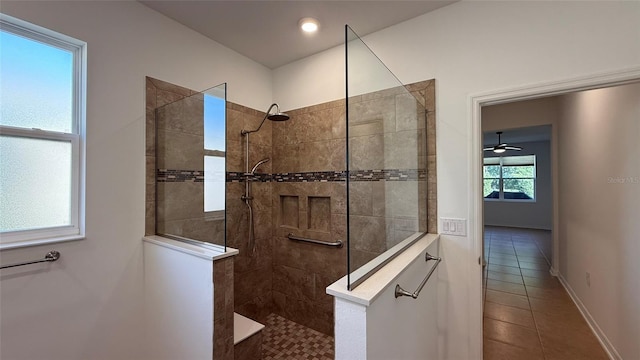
[395,252,442,299]
[287,233,343,248]
[0,251,61,269]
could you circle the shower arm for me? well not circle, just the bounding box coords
[241,103,279,135]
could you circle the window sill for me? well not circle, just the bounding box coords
[0,234,85,251]
[483,199,537,203]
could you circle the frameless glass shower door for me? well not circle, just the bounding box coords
[346,26,429,289]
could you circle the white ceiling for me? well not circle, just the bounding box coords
[139,0,456,69]
[483,125,552,146]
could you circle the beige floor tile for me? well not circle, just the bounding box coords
[520,268,551,278]
[484,302,535,328]
[539,333,609,360]
[487,279,527,296]
[487,271,523,284]
[516,255,548,264]
[483,227,606,360]
[490,247,516,255]
[526,285,569,300]
[523,275,562,289]
[514,249,543,257]
[489,253,518,262]
[488,264,521,275]
[529,296,576,315]
[488,257,520,267]
[518,261,549,271]
[486,289,530,310]
[483,338,544,360]
[483,318,542,351]
[533,309,592,336]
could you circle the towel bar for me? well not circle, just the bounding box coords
[0,251,60,269]
[395,252,442,299]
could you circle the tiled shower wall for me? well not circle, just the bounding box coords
[347,80,436,270]
[225,103,274,322]
[271,100,348,335]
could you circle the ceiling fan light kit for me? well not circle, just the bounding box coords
[483,131,522,153]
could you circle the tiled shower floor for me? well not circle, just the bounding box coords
[262,313,334,360]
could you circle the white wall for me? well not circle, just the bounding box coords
[483,140,552,230]
[0,2,271,359]
[274,2,640,358]
[557,82,640,360]
[143,240,214,360]
[332,236,440,360]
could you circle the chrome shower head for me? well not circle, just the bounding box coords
[241,103,290,135]
[267,112,290,122]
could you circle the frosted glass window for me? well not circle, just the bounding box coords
[0,136,72,231]
[0,14,85,248]
[204,156,225,212]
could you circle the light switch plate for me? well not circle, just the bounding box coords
[440,218,467,236]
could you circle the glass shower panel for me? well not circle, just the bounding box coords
[346,26,427,289]
[155,83,227,250]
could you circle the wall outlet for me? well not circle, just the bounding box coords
[586,272,591,287]
[440,218,467,236]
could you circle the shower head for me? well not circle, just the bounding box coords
[242,103,290,135]
[267,112,290,122]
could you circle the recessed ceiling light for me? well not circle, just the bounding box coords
[299,17,319,33]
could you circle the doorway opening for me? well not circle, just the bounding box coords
[470,67,640,359]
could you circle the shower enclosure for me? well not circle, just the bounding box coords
[144,23,436,359]
[154,82,227,250]
[345,25,435,289]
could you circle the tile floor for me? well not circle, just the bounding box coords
[483,226,609,360]
[262,313,334,360]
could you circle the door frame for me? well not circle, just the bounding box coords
[467,66,640,358]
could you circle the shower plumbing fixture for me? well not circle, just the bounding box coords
[241,103,290,254]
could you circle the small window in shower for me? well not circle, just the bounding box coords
[204,91,226,217]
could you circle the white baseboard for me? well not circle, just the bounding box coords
[556,274,621,360]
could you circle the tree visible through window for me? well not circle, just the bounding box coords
[483,155,536,201]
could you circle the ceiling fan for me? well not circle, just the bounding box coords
[483,131,522,153]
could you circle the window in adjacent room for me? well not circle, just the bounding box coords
[483,155,536,201]
[0,14,86,248]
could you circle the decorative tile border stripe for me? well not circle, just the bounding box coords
[226,172,272,183]
[157,169,204,182]
[273,171,346,182]
[350,169,426,181]
[157,169,426,183]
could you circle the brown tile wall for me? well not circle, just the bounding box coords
[270,99,347,336]
[347,80,437,271]
[145,77,224,246]
[226,102,274,323]
[214,257,235,360]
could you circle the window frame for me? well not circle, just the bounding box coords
[0,14,86,249]
[483,155,537,202]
